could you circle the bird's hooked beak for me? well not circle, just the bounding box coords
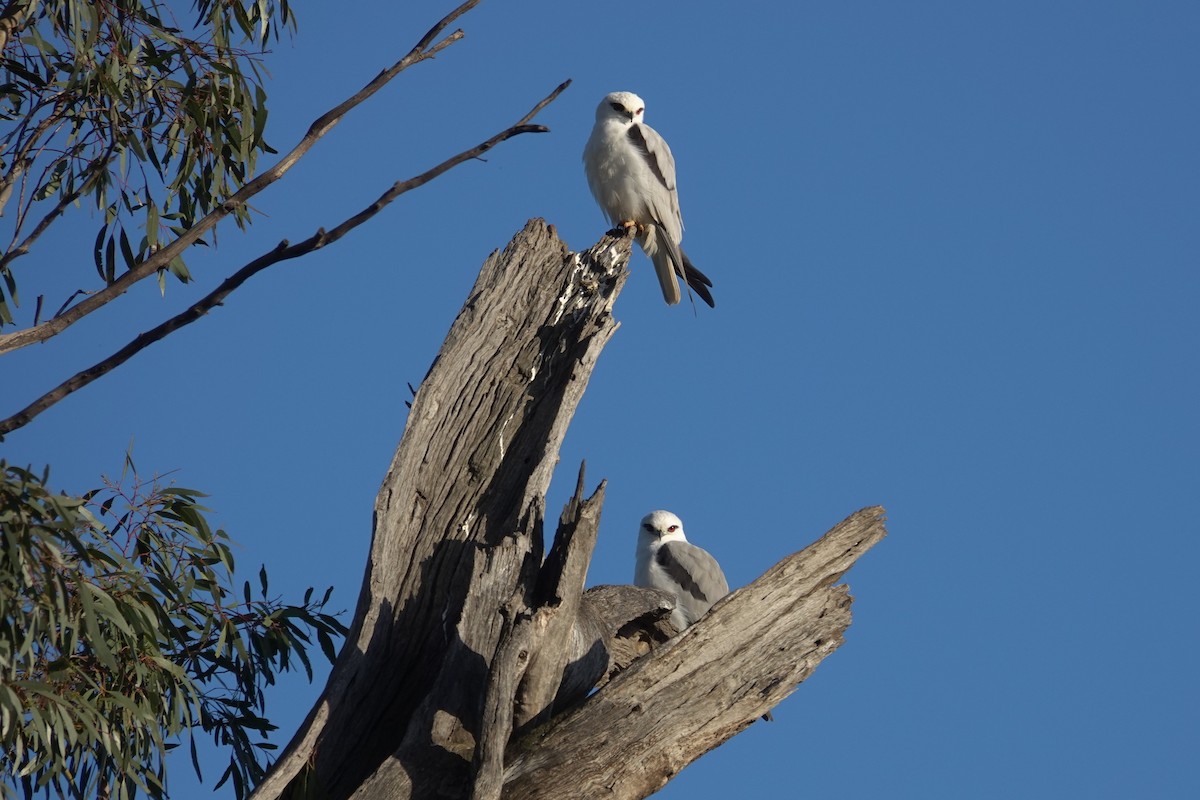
[609,100,636,124]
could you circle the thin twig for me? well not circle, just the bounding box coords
[0,149,111,274]
[0,0,484,356]
[0,80,571,438]
[52,290,91,320]
[0,106,66,220]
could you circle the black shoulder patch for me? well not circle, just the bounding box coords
[655,545,711,604]
[627,125,671,191]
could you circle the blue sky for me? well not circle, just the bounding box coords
[3,1,1198,797]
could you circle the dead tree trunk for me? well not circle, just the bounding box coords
[249,219,886,800]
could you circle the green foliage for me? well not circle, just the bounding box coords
[0,0,296,325]
[0,460,346,800]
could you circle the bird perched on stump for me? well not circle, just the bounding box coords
[583,91,715,308]
[634,509,775,722]
[634,510,729,631]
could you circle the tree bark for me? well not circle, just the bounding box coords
[249,220,886,800]
[501,506,885,799]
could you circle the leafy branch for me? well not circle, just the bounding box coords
[0,0,298,328]
[0,0,484,354]
[0,460,347,800]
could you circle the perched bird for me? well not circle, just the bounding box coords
[583,91,714,308]
[635,510,775,721]
[634,510,729,631]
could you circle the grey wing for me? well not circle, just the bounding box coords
[656,541,730,624]
[627,123,684,243]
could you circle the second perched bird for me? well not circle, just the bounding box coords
[634,510,729,631]
[583,91,714,307]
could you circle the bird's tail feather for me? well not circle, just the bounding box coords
[679,248,715,308]
[642,225,716,308]
[646,228,684,305]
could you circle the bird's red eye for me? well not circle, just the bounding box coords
[667,525,678,532]
[636,107,644,115]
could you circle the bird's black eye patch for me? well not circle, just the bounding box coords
[610,101,623,112]
[642,523,654,532]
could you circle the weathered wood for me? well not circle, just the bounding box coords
[471,466,607,800]
[500,507,887,800]
[557,584,676,703]
[470,595,534,800]
[513,466,606,732]
[252,220,632,800]
[251,218,885,800]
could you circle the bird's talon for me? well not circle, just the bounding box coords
[607,220,638,239]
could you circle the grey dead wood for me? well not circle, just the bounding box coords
[558,584,678,699]
[249,219,886,800]
[470,465,607,800]
[250,219,633,800]
[500,506,887,800]
[511,467,606,734]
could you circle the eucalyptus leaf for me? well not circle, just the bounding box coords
[1,459,344,799]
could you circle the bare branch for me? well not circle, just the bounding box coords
[412,0,481,53]
[0,0,489,356]
[0,81,570,437]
